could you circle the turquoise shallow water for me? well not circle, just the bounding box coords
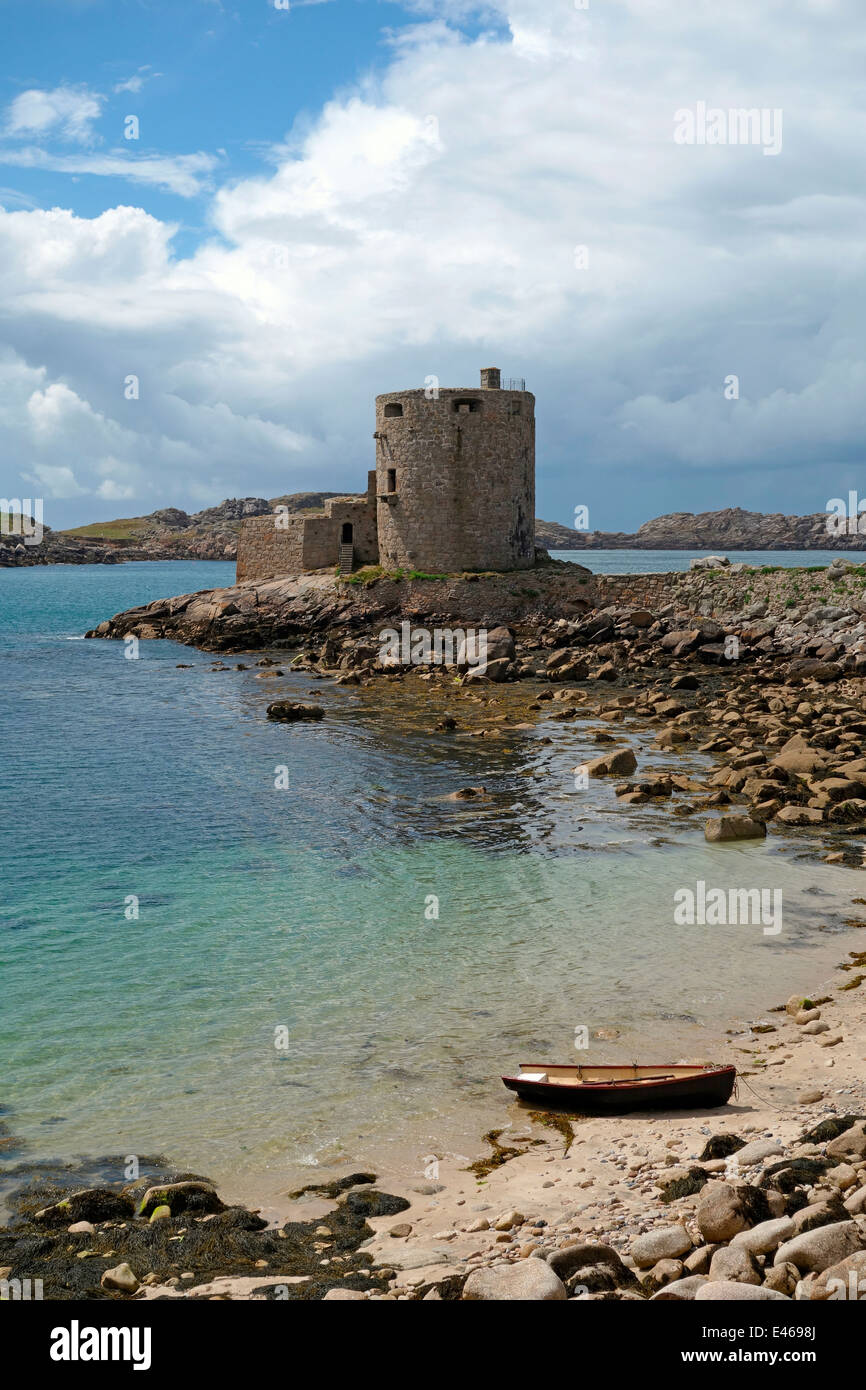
[1,560,862,1204]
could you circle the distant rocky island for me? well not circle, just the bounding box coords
[2,500,864,566]
[537,506,866,552]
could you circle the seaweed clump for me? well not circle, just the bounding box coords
[658,1167,709,1204]
[287,1171,377,1200]
[0,1163,406,1301]
[800,1115,865,1145]
[760,1158,834,1194]
[699,1133,746,1162]
[528,1110,575,1155]
[466,1129,536,1179]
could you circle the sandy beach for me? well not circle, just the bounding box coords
[267,930,865,1299]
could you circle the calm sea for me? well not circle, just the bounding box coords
[1,558,861,1207]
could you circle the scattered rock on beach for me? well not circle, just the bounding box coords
[695,1281,789,1301]
[547,1241,641,1294]
[774,1220,866,1273]
[585,747,637,777]
[135,1180,226,1219]
[730,1216,795,1255]
[35,1189,134,1225]
[630,1226,693,1268]
[697,1182,770,1242]
[707,1245,761,1285]
[462,1260,567,1301]
[101,1263,140,1294]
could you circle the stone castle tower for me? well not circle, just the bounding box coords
[236,367,535,581]
[375,367,535,572]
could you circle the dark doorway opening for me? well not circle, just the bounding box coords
[341,522,354,544]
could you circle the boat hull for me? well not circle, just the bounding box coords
[501,1065,737,1113]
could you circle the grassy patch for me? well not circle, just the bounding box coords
[339,566,452,586]
[339,565,407,586]
[61,517,150,539]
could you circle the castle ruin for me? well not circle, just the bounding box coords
[235,368,535,581]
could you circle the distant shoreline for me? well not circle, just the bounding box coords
[5,498,866,566]
[4,547,866,576]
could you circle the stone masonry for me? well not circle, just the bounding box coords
[236,474,378,582]
[591,564,866,618]
[375,369,535,573]
[235,368,535,581]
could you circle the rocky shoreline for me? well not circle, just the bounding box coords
[86,557,866,855]
[3,951,864,1302]
[357,951,866,1302]
[0,1163,411,1301]
[11,555,856,1301]
[0,495,346,567]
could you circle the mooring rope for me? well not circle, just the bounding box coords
[735,1069,787,1111]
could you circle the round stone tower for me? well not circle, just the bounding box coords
[373,368,535,573]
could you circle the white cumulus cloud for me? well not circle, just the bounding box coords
[4,85,104,143]
[0,0,864,529]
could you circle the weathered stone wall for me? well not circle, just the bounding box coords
[374,382,535,573]
[236,515,307,581]
[323,494,378,567]
[236,489,379,580]
[592,564,866,617]
[297,515,341,571]
[236,368,536,581]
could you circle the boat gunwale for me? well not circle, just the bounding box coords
[502,1063,736,1093]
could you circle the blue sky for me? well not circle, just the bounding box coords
[0,0,466,248]
[0,1,864,531]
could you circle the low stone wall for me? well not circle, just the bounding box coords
[592,564,866,619]
[229,551,866,623]
[236,515,308,581]
[236,492,380,581]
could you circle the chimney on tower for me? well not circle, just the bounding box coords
[480,367,500,390]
